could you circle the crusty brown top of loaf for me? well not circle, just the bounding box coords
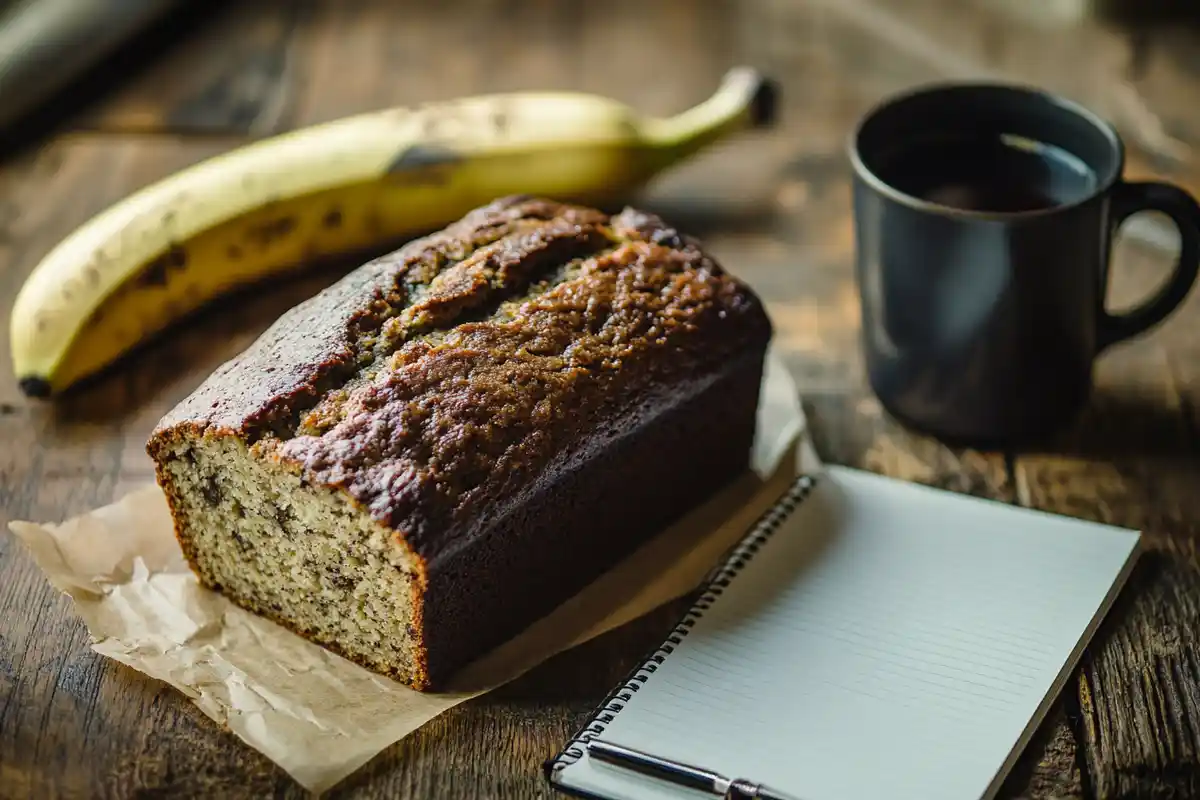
[149,196,771,561]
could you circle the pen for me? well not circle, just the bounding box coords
[586,739,803,800]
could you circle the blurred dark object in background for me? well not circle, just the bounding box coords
[0,0,189,152]
[1094,0,1200,28]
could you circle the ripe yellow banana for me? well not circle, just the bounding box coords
[10,67,777,398]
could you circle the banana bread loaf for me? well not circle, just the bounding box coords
[147,195,772,690]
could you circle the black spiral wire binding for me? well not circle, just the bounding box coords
[544,475,817,778]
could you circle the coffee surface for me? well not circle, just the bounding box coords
[874,134,1098,213]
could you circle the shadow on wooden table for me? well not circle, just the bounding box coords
[636,193,783,240]
[1023,387,1197,460]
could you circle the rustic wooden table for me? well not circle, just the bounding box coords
[4,0,1200,797]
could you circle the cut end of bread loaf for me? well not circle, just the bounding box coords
[154,434,432,689]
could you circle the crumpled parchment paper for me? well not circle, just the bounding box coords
[9,347,816,794]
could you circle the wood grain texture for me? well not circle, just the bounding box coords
[3,0,1200,797]
[69,0,304,137]
[1011,234,1200,799]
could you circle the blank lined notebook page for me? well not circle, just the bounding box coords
[548,466,1140,800]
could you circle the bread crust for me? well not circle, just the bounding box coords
[147,195,772,689]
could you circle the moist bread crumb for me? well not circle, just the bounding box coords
[147,195,773,691]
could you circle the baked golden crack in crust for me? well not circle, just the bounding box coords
[147,195,772,690]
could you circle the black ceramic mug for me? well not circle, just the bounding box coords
[849,83,1200,448]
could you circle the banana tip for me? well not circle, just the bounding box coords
[749,75,780,129]
[722,66,780,130]
[18,375,51,399]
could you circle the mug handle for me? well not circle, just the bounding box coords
[1097,180,1200,351]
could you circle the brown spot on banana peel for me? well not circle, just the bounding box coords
[244,216,298,249]
[135,244,189,288]
[386,144,461,188]
[420,113,440,138]
[388,143,462,173]
[490,103,509,136]
[227,243,243,260]
[322,208,343,229]
[136,256,168,288]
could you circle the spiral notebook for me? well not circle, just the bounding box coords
[545,465,1141,800]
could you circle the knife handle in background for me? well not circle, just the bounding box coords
[0,0,189,134]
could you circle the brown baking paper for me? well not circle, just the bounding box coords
[9,347,816,794]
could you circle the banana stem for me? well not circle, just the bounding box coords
[641,67,778,167]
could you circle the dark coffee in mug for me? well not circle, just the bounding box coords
[849,84,1200,448]
[873,134,1098,213]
